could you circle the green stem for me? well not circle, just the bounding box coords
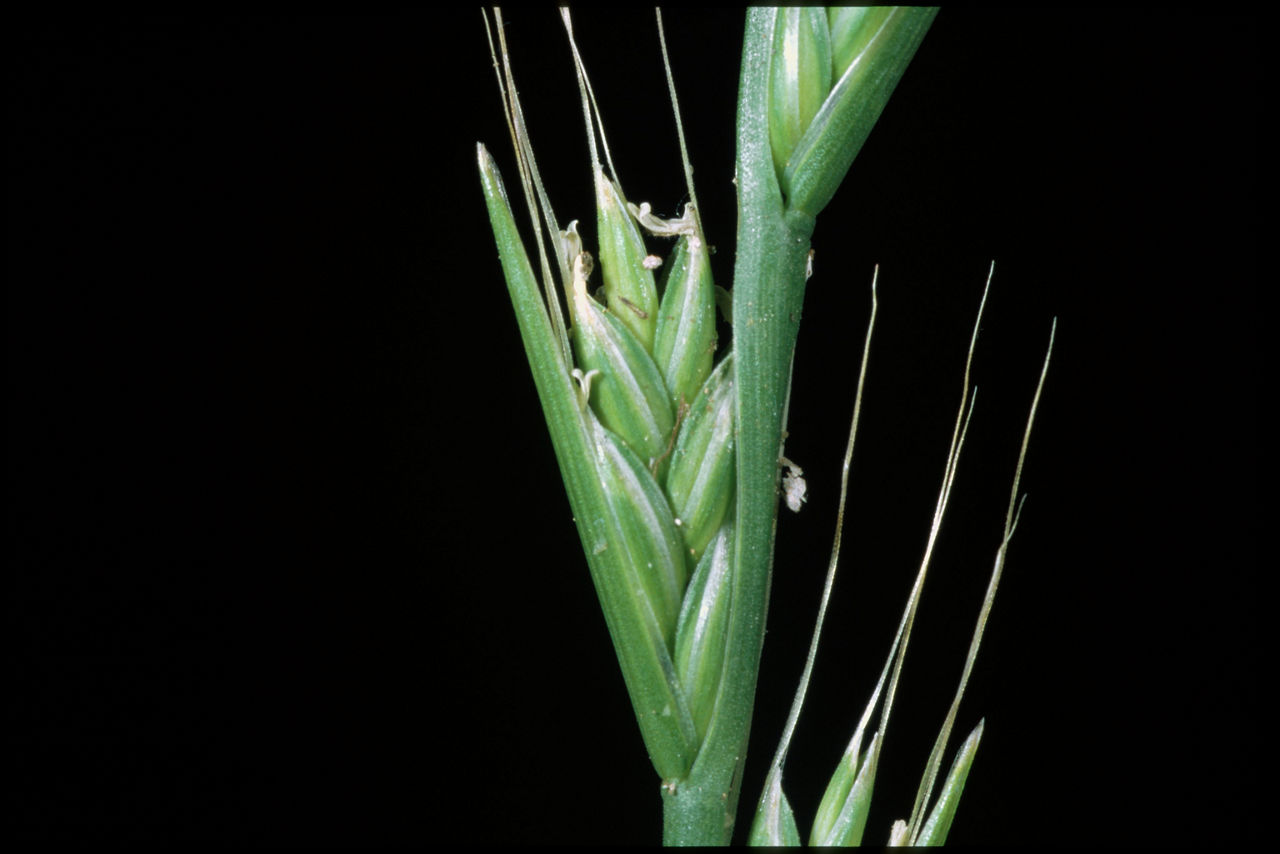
[661,10,815,844]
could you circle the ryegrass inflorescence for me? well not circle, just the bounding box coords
[479,8,1052,846]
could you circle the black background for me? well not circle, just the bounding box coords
[9,10,1259,845]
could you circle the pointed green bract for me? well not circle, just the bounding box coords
[653,228,717,415]
[748,771,801,846]
[664,354,735,563]
[810,728,861,845]
[826,7,888,82]
[595,168,660,352]
[570,253,675,475]
[673,522,733,741]
[811,730,881,846]
[768,7,833,180]
[915,720,984,846]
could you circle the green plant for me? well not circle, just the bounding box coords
[477,8,1053,845]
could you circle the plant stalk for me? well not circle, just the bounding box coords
[661,10,815,843]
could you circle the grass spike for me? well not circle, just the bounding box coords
[810,267,991,845]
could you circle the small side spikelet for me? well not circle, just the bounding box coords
[768,7,833,180]
[664,354,735,563]
[570,252,675,474]
[653,221,717,415]
[672,522,733,741]
[767,7,938,216]
[592,414,690,650]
